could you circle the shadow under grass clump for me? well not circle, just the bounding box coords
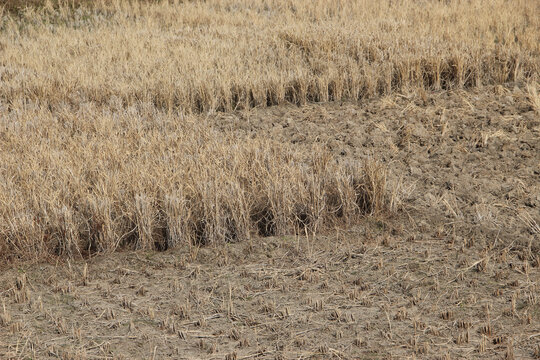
[251,206,277,238]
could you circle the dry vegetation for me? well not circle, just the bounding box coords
[0,0,537,262]
[0,1,539,358]
[0,0,538,112]
[0,102,389,262]
[0,227,538,359]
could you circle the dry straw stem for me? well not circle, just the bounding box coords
[526,81,540,115]
[0,102,389,262]
[0,0,538,112]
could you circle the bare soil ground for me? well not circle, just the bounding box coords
[1,85,539,359]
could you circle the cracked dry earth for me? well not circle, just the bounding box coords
[1,84,539,359]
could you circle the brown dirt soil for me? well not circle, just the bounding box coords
[1,85,539,359]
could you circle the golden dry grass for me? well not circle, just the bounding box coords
[1,0,93,14]
[527,81,540,114]
[2,88,539,359]
[0,0,538,112]
[0,0,539,262]
[0,102,388,262]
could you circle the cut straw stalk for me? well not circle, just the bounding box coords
[0,104,388,261]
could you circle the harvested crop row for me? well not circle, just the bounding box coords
[0,0,538,112]
[0,102,388,262]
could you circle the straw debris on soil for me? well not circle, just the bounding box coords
[0,1,539,359]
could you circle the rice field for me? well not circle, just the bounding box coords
[0,1,538,359]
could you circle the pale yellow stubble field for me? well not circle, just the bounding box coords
[1,0,538,112]
[0,0,538,263]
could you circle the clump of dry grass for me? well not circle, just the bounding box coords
[0,0,538,112]
[1,0,92,15]
[526,82,540,114]
[1,0,166,15]
[1,0,538,263]
[0,101,389,262]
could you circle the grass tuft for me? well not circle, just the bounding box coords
[0,104,389,262]
[0,0,538,112]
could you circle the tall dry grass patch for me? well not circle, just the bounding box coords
[0,101,388,262]
[0,0,538,262]
[0,0,538,112]
[526,81,540,114]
